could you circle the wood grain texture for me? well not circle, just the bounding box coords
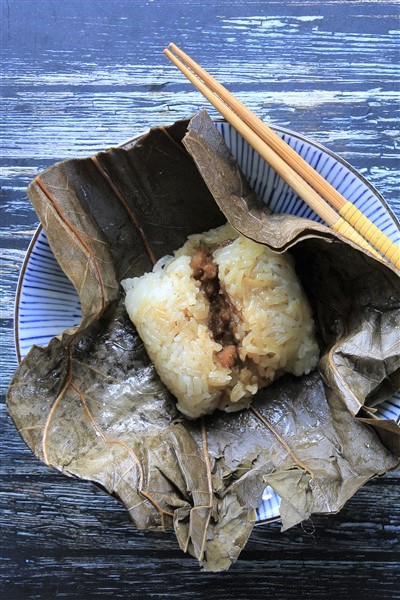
[1,0,399,598]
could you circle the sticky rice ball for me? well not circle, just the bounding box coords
[122,224,319,419]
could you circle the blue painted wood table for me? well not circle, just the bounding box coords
[1,1,399,598]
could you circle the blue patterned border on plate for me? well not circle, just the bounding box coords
[215,122,400,244]
[15,124,400,523]
[16,230,82,359]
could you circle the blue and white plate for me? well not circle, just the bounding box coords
[15,122,400,524]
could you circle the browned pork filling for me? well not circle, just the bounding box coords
[190,245,238,368]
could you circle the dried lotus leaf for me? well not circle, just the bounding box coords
[7,111,400,571]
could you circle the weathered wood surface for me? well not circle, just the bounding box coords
[1,1,399,598]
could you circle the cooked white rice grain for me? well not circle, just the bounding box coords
[122,223,319,419]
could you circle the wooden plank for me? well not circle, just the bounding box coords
[1,0,399,596]
[1,472,399,554]
[2,558,400,600]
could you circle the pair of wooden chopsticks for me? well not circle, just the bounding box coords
[163,43,400,269]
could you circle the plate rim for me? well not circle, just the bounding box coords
[13,123,400,525]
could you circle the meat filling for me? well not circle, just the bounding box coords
[190,245,238,367]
